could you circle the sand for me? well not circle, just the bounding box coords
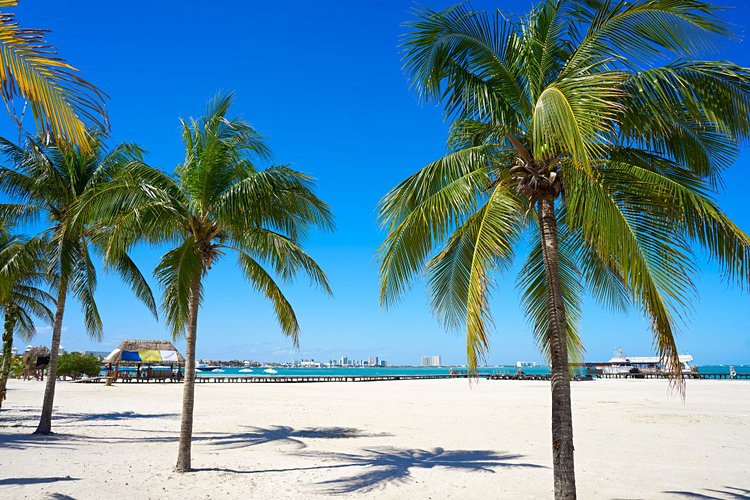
[0,378,748,499]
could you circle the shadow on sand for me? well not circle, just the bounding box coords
[664,486,750,499]
[0,407,177,425]
[0,476,78,486]
[194,425,390,449]
[199,447,545,494]
[0,424,387,451]
[305,447,545,494]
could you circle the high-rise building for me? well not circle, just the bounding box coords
[421,355,442,367]
[369,356,379,367]
[340,356,348,366]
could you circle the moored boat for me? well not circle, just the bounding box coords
[597,348,695,375]
[196,363,221,372]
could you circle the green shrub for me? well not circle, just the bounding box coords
[57,352,101,379]
[10,356,25,378]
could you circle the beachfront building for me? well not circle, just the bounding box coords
[104,340,185,382]
[421,355,442,367]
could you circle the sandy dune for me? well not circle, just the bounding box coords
[0,378,748,499]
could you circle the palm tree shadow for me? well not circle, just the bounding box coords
[198,425,390,450]
[0,476,78,486]
[0,432,81,451]
[299,447,545,494]
[1,407,177,427]
[665,486,750,499]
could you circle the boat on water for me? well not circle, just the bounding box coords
[515,361,537,368]
[597,348,695,375]
[196,363,221,372]
[239,368,254,373]
[263,368,278,374]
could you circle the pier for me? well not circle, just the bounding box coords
[194,374,465,383]
[73,372,749,384]
[597,372,750,380]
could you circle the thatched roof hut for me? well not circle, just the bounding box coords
[104,340,185,365]
[24,345,50,358]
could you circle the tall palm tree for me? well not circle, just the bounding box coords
[0,1,108,149]
[0,229,54,410]
[85,93,333,472]
[379,2,750,498]
[0,134,157,434]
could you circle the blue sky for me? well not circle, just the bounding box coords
[3,0,749,365]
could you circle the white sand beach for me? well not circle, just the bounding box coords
[0,378,748,499]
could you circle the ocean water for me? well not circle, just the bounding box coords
[193,365,750,377]
[107,364,750,377]
[194,366,552,377]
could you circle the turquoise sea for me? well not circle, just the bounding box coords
[189,364,750,377]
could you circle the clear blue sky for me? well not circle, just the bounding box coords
[3,0,749,365]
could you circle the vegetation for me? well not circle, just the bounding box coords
[0,227,54,409]
[56,352,100,379]
[379,1,750,497]
[0,1,107,149]
[8,355,23,378]
[82,93,333,472]
[0,135,156,433]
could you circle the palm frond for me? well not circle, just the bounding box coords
[424,185,526,372]
[236,250,300,346]
[68,239,102,339]
[0,2,108,149]
[378,146,502,307]
[402,4,530,124]
[154,238,203,339]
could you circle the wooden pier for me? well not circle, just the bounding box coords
[597,372,750,380]
[194,374,464,383]
[73,371,748,384]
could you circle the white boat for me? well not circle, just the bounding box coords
[239,368,253,373]
[515,361,537,368]
[601,348,695,374]
[196,364,221,372]
[263,368,278,374]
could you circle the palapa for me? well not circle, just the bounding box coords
[104,340,185,365]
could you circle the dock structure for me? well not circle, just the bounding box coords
[597,372,750,380]
[71,371,748,384]
[194,374,464,383]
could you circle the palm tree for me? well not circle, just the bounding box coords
[0,1,108,149]
[0,134,157,434]
[85,93,333,471]
[0,228,54,410]
[379,2,750,498]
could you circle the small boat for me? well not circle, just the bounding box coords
[196,364,221,372]
[239,368,254,373]
[263,368,278,374]
[596,348,695,375]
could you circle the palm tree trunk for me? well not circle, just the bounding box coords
[0,308,17,410]
[537,196,576,499]
[34,279,68,435]
[175,276,201,472]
